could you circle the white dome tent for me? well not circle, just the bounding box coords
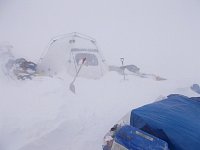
[37,32,108,79]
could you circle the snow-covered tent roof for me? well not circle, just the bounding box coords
[37,32,108,79]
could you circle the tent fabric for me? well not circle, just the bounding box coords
[38,33,108,79]
[130,94,200,150]
[114,125,168,150]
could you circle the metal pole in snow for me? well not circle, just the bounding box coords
[120,58,125,80]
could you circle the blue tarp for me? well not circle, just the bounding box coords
[115,125,168,150]
[130,94,200,150]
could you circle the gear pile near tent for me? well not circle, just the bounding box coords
[0,43,38,80]
[37,32,108,79]
[6,58,37,80]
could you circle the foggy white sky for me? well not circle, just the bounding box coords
[0,0,200,79]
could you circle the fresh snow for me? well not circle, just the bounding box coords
[0,69,199,150]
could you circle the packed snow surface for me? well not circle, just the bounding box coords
[0,69,199,150]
